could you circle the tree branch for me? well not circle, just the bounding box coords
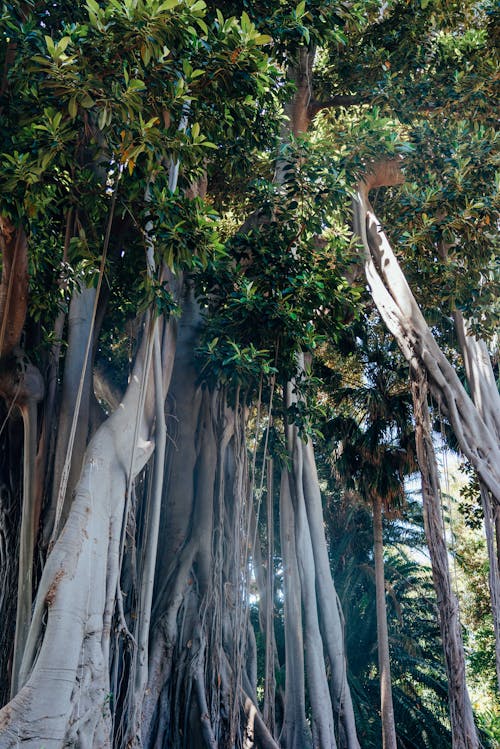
[0,218,28,359]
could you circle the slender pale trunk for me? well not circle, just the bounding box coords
[372,494,397,749]
[279,470,313,749]
[263,457,276,735]
[286,437,337,749]
[302,438,361,749]
[10,399,37,698]
[454,310,500,690]
[411,370,479,749]
[454,312,500,441]
[479,484,500,691]
[48,286,97,539]
[285,369,360,748]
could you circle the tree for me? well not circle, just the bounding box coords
[0,0,498,746]
[326,492,453,748]
[411,370,480,749]
[0,1,287,744]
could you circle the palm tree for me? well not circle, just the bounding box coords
[328,334,417,749]
[325,494,452,748]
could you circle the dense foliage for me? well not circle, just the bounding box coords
[0,0,498,747]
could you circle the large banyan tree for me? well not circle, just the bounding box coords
[0,0,498,747]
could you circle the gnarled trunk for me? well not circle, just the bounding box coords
[353,179,500,504]
[454,310,500,691]
[411,369,479,749]
[0,317,161,748]
[280,366,360,749]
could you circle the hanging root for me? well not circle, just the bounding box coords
[194,670,217,749]
[242,692,281,749]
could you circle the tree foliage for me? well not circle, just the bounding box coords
[0,0,498,746]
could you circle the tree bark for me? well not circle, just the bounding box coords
[353,182,500,503]
[0,405,22,706]
[0,219,28,359]
[411,369,479,749]
[283,366,360,749]
[47,286,97,541]
[263,457,277,735]
[0,321,160,748]
[279,469,312,749]
[454,310,500,692]
[277,45,361,743]
[10,399,37,698]
[302,438,361,749]
[372,493,397,749]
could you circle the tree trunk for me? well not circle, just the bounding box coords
[372,493,397,749]
[301,438,360,749]
[10,398,37,698]
[0,320,160,748]
[47,286,97,542]
[136,288,280,749]
[263,457,277,735]
[0,404,22,706]
[0,217,44,701]
[0,219,28,360]
[479,483,500,691]
[279,469,313,749]
[273,40,361,733]
[454,310,500,691]
[283,367,360,749]
[353,182,500,503]
[411,369,479,749]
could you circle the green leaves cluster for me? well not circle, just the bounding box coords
[196,138,363,392]
[0,0,279,331]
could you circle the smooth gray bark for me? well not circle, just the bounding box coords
[48,286,97,541]
[10,399,37,698]
[0,324,160,748]
[279,470,312,749]
[372,493,397,749]
[302,438,361,749]
[263,457,277,735]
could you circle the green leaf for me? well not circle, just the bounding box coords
[128,79,146,90]
[98,108,107,130]
[44,35,56,55]
[196,17,208,35]
[57,36,71,53]
[80,93,95,108]
[158,0,179,9]
[40,151,52,170]
[68,97,78,118]
[241,11,251,31]
[296,0,306,18]
[141,44,151,66]
[254,34,272,46]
